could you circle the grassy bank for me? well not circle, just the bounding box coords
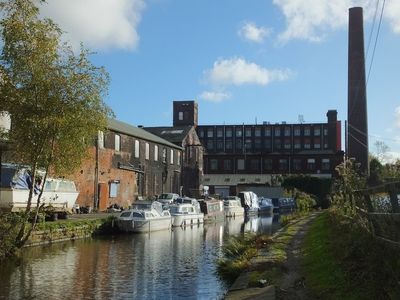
[217,213,311,286]
[302,211,400,299]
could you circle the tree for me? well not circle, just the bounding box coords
[0,0,112,249]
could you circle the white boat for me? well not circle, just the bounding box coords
[169,197,204,227]
[117,201,172,233]
[223,196,245,217]
[238,191,260,215]
[258,197,274,215]
[0,164,79,214]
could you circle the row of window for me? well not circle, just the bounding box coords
[198,125,328,139]
[204,138,328,152]
[98,131,181,165]
[208,158,331,172]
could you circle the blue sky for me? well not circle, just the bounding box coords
[40,0,400,161]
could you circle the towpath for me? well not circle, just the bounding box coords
[225,212,319,300]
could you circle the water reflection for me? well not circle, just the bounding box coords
[0,215,278,300]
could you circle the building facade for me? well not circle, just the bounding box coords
[71,119,183,211]
[144,101,204,198]
[195,108,343,197]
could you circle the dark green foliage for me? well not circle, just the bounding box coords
[282,175,332,208]
[0,212,23,259]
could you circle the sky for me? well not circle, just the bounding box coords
[39,0,400,162]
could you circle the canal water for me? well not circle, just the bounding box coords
[0,215,279,300]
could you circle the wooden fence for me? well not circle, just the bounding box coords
[353,181,400,246]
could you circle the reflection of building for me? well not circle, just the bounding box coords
[144,101,204,197]
[71,119,182,210]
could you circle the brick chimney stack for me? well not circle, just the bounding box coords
[348,7,369,174]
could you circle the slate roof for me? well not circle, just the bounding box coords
[143,126,193,145]
[107,119,182,150]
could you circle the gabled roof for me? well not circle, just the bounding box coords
[107,119,182,150]
[144,126,193,145]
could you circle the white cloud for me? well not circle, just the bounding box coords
[199,91,231,103]
[40,0,145,51]
[385,1,400,34]
[238,22,271,43]
[272,0,397,43]
[395,106,400,128]
[205,57,292,86]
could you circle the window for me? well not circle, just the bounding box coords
[199,129,204,138]
[226,127,232,137]
[237,159,245,170]
[293,159,302,171]
[324,128,328,136]
[250,159,259,171]
[177,151,181,165]
[154,145,159,161]
[324,142,329,149]
[207,140,214,150]
[223,159,232,171]
[307,158,315,170]
[98,131,104,149]
[170,149,174,164]
[314,138,321,149]
[294,126,301,136]
[115,134,121,152]
[245,128,252,137]
[134,140,140,158]
[145,143,150,160]
[245,139,252,150]
[304,138,311,149]
[314,127,321,136]
[255,139,262,150]
[264,139,271,149]
[294,138,301,149]
[210,159,218,171]
[304,126,311,136]
[274,127,281,136]
[284,139,291,149]
[284,127,291,136]
[225,140,233,150]
[216,140,224,151]
[265,127,271,136]
[264,159,272,170]
[178,111,183,120]
[279,159,288,171]
[207,128,214,138]
[236,128,242,137]
[109,181,119,197]
[217,127,224,137]
[255,127,261,137]
[274,139,281,150]
[322,158,330,170]
[236,139,242,150]
[162,148,167,163]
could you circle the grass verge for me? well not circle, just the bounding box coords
[302,211,400,299]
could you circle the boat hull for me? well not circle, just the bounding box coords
[171,213,204,227]
[117,217,172,233]
[224,206,245,217]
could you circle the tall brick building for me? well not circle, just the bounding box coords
[167,101,343,197]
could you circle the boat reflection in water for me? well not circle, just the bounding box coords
[0,215,279,300]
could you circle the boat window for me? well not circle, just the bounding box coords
[44,180,57,191]
[120,211,132,218]
[58,181,76,192]
[170,206,179,214]
[131,212,144,218]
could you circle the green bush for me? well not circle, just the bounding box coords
[0,212,23,260]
